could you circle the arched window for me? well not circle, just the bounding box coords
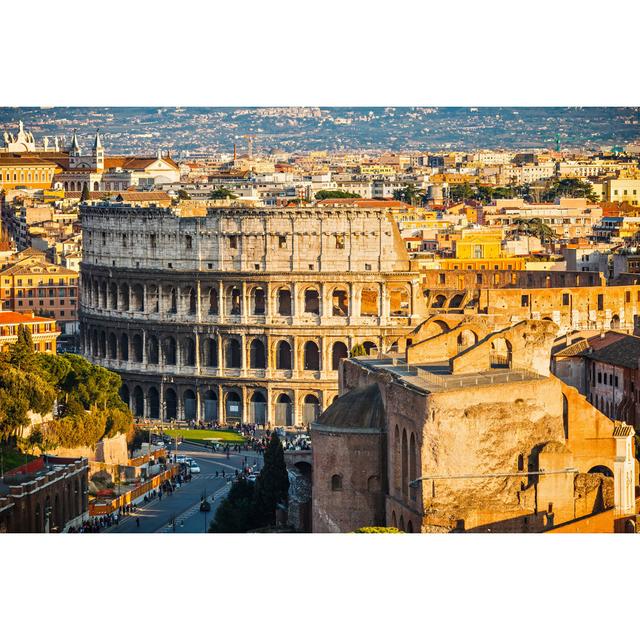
[133,386,144,417]
[389,287,410,316]
[457,329,477,352]
[332,341,348,370]
[361,287,379,317]
[208,288,218,315]
[93,181,99,191]
[183,389,196,420]
[108,333,117,359]
[490,338,512,369]
[406,520,414,533]
[109,282,118,309]
[276,340,292,369]
[363,341,377,355]
[131,284,144,311]
[432,294,446,309]
[147,335,159,364]
[120,334,129,361]
[275,393,293,426]
[277,289,292,316]
[99,331,106,358]
[165,388,177,420]
[163,336,177,366]
[168,288,177,314]
[253,287,266,315]
[249,390,267,424]
[204,337,218,368]
[148,387,160,419]
[409,432,417,501]
[304,341,320,370]
[401,429,408,500]
[203,389,218,422]
[225,391,242,422]
[304,289,320,315]
[302,394,320,424]
[187,288,196,315]
[182,337,196,366]
[226,337,241,368]
[100,281,107,308]
[120,384,130,407]
[228,286,241,316]
[132,334,143,363]
[120,283,130,311]
[331,288,349,316]
[331,474,343,491]
[249,338,266,369]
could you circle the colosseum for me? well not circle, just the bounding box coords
[78,202,424,426]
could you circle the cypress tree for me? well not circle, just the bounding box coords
[252,433,290,526]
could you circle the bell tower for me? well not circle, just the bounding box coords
[93,130,104,170]
[69,129,82,169]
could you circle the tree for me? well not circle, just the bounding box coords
[393,184,425,205]
[5,325,36,371]
[209,479,257,533]
[210,187,238,200]
[177,189,191,200]
[350,343,367,357]
[448,183,474,202]
[542,178,597,203]
[80,183,90,202]
[315,190,361,200]
[252,433,289,526]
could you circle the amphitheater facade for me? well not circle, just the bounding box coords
[79,203,423,426]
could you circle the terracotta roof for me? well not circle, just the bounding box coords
[103,155,179,171]
[116,191,171,202]
[0,156,58,167]
[0,311,55,325]
[584,334,640,369]
[317,198,409,208]
[313,383,385,431]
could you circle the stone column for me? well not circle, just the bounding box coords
[320,282,330,319]
[195,387,201,422]
[142,329,147,365]
[381,283,390,322]
[241,385,248,424]
[217,385,224,424]
[291,281,298,320]
[196,280,202,322]
[177,391,184,422]
[218,281,225,319]
[240,334,247,374]
[194,331,200,374]
[217,333,224,371]
[143,283,147,315]
[241,281,248,322]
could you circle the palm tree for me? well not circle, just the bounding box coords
[394,184,426,206]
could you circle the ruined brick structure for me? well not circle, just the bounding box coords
[421,269,640,334]
[311,319,638,533]
[78,203,423,425]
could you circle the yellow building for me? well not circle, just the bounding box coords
[0,156,57,191]
[0,310,60,353]
[439,228,525,270]
[605,176,640,206]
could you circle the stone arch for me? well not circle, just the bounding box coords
[147,335,159,364]
[99,330,106,358]
[109,282,118,309]
[249,338,266,369]
[148,284,159,313]
[132,385,144,417]
[252,286,266,315]
[120,383,130,407]
[303,341,320,370]
[148,387,160,419]
[390,285,411,316]
[360,286,379,317]
[391,511,397,528]
[185,287,197,315]
[588,465,613,478]
[203,389,218,422]
[164,388,177,420]
[100,281,107,308]
[399,515,405,531]
[331,474,343,491]
[131,284,144,311]
[611,314,621,329]
[304,287,320,315]
[490,337,512,369]
[276,340,292,370]
[227,286,241,316]
[93,181,99,191]
[249,389,267,424]
[163,336,177,366]
[165,286,177,314]
[432,294,447,308]
[277,287,292,316]
[331,287,349,317]
[120,333,129,361]
[108,332,118,360]
[363,340,377,355]
[407,520,414,533]
[367,475,380,492]
[207,287,218,315]
[331,341,348,370]
[119,282,130,311]
[457,329,478,353]
[131,334,143,363]
[183,389,196,420]
[225,337,241,368]
[275,393,293,426]
[449,293,465,308]
[203,337,218,368]
[225,389,242,422]
[302,394,320,424]
[182,337,196,366]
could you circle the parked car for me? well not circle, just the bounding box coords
[189,461,201,473]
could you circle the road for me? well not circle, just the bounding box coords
[110,443,262,534]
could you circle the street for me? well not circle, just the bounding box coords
[110,443,263,534]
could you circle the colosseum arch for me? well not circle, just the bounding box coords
[225,337,241,368]
[303,341,320,370]
[449,293,465,308]
[182,337,196,366]
[99,330,106,358]
[91,328,98,355]
[184,287,197,315]
[164,286,177,314]
[203,389,218,421]
[302,394,320,424]
[252,286,266,315]
[331,287,349,317]
[163,336,177,366]
[183,389,197,420]
[275,393,293,426]
[164,388,177,420]
[119,283,130,311]
[490,337,512,369]
[109,282,118,310]
[389,285,410,316]
[277,288,292,316]
[100,281,107,308]
[432,294,447,309]
[147,335,159,364]
[131,284,144,312]
[331,341,348,370]
[131,334,143,363]
[207,287,218,315]
[249,338,266,369]
[92,280,99,306]
[227,286,241,316]
[304,288,320,315]
[119,333,129,361]
[363,340,378,355]
[225,389,242,422]
[276,340,292,369]
[120,383,130,408]
[202,337,218,368]
[360,286,379,317]
[249,389,267,424]
[457,329,478,353]
[108,332,118,360]
[148,387,160,419]
[147,285,159,313]
[132,386,144,417]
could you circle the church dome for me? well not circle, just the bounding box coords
[313,383,385,431]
